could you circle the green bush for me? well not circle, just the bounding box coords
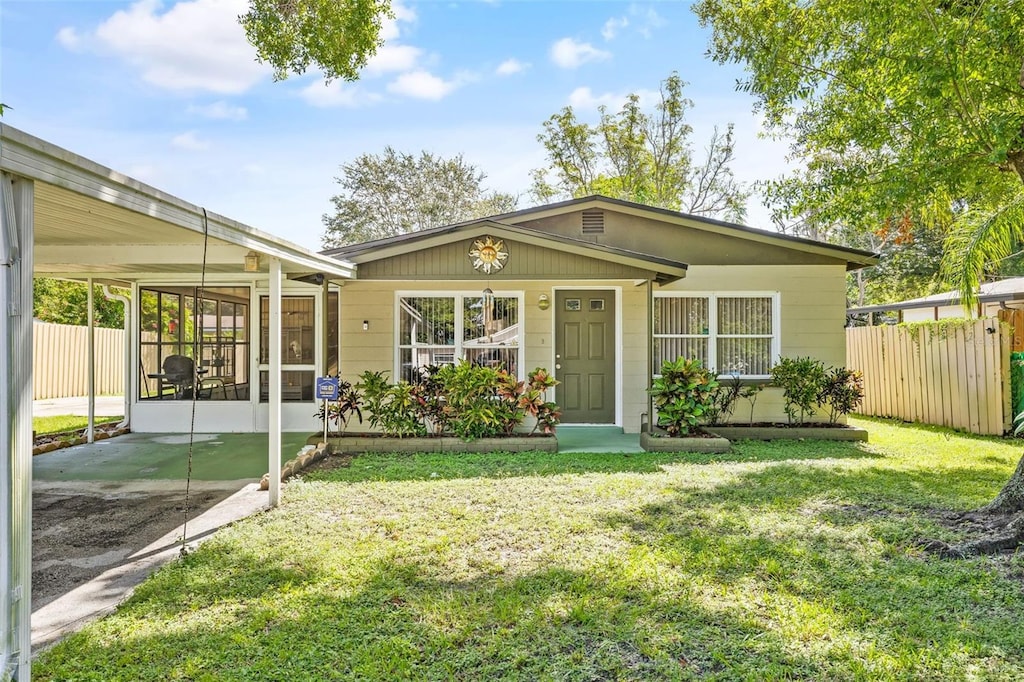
[818,367,865,424]
[649,357,719,436]
[770,357,827,424]
[348,362,561,441]
[770,358,863,425]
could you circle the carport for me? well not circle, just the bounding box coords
[2,123,355,679]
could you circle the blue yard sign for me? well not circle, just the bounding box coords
[315,376,339,400]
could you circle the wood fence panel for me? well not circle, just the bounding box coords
[32,322,125,399]
[846,318,1009,435]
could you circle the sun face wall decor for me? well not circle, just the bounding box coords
[468,236,509,274]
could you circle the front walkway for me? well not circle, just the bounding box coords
[33,395,125,417]
[556,426,643,453]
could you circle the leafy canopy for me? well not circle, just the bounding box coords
[321,148,517,247]
[531,72,749,221]
[695,0,1024,302]
[241,0,391,82]
[34,279,126,329]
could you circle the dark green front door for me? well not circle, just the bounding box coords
[555,290,616,424]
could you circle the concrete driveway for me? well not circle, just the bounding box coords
[31,431,308,650]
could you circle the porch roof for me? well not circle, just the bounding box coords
[1,124,355,282]
[323,219,689,284]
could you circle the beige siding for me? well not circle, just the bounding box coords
[660,264,849,424]
[340,279,650,432]
[514,210,848,267]
[357,237,652,280]
[339,265,850,431]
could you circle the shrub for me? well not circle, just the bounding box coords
[357,371,425,438]
[770,357,828,424]
[704,375,743,426]
[739,382,766,425]
[649,357,719,436]
[818,367,864,424]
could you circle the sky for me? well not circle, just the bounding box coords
[0,0,795,251]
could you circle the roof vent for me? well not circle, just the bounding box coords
[581,209,605,234]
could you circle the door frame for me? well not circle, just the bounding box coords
[550,285,623,427]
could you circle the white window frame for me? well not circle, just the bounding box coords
[394,290,526,381]
[653,291,781,379]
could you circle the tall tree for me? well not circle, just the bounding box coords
[531,72,749,221]
[696,0,1024,555]
[241,0,392,82]
[321,148,518,247]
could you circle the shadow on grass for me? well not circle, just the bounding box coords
[594,463,1024,677]
[304,439,880,484]
[35,557,829,681]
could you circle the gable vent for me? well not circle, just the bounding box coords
[581,209,605,234]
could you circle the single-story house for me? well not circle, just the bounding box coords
[5,122,879,441]
[847,277,1024,324]
[323,197,878,432]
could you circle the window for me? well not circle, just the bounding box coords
[398,293,522,382]
[654,293,779,378]
[139,286,250,400]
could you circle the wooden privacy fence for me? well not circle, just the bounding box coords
[33,321,125,399]
[846,318,1011,436]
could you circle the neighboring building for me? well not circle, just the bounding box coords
[324,197,877,432]
[847,277,1024,324]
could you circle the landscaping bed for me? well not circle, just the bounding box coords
[33,422,130,455]
[711,423,869,442]
[313,432,557,454]
[639,427,730,453]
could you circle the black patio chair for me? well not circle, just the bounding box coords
[147,355,208,399]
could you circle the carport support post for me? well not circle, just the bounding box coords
[1,174,34,681]
[87,276,95,443]
[268,257,282,507]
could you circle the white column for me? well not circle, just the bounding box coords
[1,173,34,681]
[86,277,95,443]
[268,258,282,507]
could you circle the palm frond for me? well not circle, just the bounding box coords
[941,193,1024,310]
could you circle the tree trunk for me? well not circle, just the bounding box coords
[927,453,1024,557]
[977,452,1024,515]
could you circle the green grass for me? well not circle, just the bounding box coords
[33,414,121,436]
[34,417,1024,680]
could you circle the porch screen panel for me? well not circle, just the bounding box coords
[463,295,519,375]
[140,287,250,400]
[717,297,773,376]
[399,297,456,382]
[653,296,709,368]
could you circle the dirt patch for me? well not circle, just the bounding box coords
[32,481,245,610]
[301,452,354,475]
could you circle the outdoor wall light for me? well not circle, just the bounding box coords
[363,320,369,331]
[244,251,260,272]
[538,294,550,310]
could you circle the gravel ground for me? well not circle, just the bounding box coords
[32,479,247,610]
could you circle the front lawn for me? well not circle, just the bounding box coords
[35,418,1024,680]
[33,414,121,436]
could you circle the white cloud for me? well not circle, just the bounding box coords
[602,17,628,41]
[387,70,463,101]
[187,101,248,121]
[55,26,83,51]
[300,81,382,108]
[366,44,423,75]
[495,58,528,76]
[630,4,667,38]
[550,38,611,69]
[171,131,210,151]
[381,1,417,40]
[69,0,268,94]
[567,86,660,112]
